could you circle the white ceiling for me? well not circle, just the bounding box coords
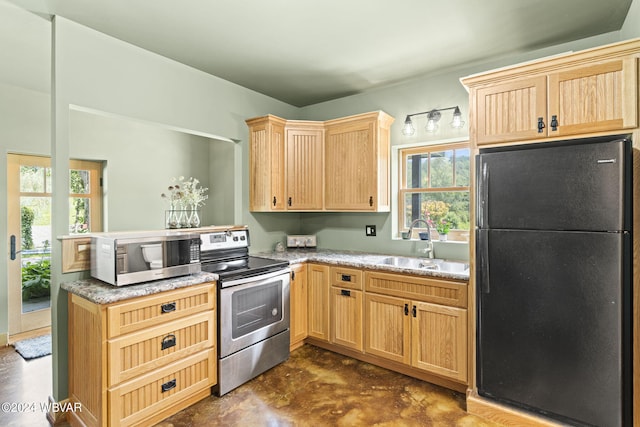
[7,0,634,107]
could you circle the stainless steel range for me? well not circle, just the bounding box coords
[200,227,290,396]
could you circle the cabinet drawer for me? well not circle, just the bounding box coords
[365,271,467,308]
[330,266,363,290]
[107,283,215,338]
[107,311,215,387]
[108,349,216,427]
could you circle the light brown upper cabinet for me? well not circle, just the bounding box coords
[324,111,394,211]
[246,111,394,212]
[463,40,639,146]
[246,115,286,211]
[285,121,324,210]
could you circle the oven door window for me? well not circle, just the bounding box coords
[231,280,283,339]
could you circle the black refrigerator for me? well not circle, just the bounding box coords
[476,135,633,426]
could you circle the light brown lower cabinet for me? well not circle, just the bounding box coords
[411,301,467,382]
[68,282,217,427]
[364,295,467,382]
[307,263,330,341]
[303,263,469,388]
[330,287,363,351]
[290,263,308,350]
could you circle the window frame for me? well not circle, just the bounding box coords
[397,141,470,241]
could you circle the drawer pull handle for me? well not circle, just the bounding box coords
[341,274,352,282]
[341,289,351,297]
[161,334,176,350]
[161,302,176,313]
[161,379,177,393]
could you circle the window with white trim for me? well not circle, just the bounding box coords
[398,142,470,241]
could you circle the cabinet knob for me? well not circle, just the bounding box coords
[272,196,277,206]
[550,115,558,131]
[288,197,292,206]
[412,305,417,318]
[404,303,409,316]
[369,196,374,207]
[537,117,545,133]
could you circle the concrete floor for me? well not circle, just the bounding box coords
[158,345,499,427]
[0,344,53,427]
[0,343,499,426]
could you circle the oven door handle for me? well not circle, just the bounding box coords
[220,268,291,288]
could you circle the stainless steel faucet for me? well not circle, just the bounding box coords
[407,219,430,239]
[407,219,435,258]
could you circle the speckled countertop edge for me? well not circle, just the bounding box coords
[61,271,218,305]
[251,249,470,282]
[62,250,468,305]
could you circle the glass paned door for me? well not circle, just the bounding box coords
[7,155,103,336]
[8,155,53,335]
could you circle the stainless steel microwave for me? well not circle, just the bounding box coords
[90,231,201,286]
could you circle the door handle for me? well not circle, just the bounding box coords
[10,235,16,260]
[478,229,490,294]
[477,160,489,228]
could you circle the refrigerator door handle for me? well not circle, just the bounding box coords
[477,160,489,228]
[477,229,490,294]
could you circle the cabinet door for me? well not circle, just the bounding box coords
[364,293,410,364]
[286,127,324,210]
[411,302,467,383]
[475,75,547,145]
[289,264,308,348]
[324,119,378,210]
[330,287,363,351]
[548,58,638,137]
[248,118,286,211]
[307,264,330,341]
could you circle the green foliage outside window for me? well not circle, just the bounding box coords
[21,206,35,250]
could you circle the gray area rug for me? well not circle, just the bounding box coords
[13,334,52,360]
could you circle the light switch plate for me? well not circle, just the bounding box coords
[286,234,317,248]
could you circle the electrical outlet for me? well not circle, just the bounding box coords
[366,225,376,236]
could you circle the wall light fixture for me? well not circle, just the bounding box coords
[401,106,465,136]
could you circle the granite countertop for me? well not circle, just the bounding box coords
[61,271,218,305]
[252,249,470,282]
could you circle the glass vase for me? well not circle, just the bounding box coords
[189,204,201,228]
[177,203,189,228]
[166,203,179,229]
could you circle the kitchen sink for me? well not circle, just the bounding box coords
[379,256,469,273]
